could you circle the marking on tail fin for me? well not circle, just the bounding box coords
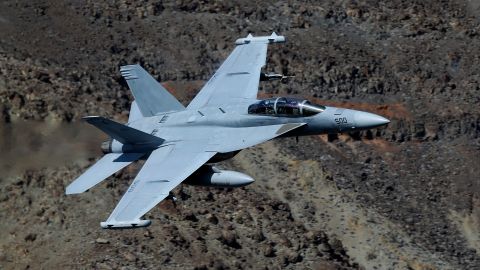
[120,67,139,80]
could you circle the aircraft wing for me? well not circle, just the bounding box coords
[101,144,216,229]
[187,33,285,109]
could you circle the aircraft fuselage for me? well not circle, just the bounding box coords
[104,99,389,155]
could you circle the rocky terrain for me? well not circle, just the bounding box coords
[1,0,479,269]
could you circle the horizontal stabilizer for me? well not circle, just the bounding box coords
[66,153,144,195]
[120,64,185,116]
[83,116,163,145]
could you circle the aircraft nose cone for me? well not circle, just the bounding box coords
[354,111,390,130]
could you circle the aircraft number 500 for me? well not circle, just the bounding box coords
[335,117,348,125]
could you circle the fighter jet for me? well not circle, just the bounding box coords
[66,33,390,229]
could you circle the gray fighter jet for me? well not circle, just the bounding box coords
[66,33,390,229]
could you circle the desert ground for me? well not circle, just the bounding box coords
[0,1,479,269]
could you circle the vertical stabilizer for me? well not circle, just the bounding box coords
[128,101,143,123]
[120,65,185,116]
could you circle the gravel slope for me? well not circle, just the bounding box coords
[0,1,479,269]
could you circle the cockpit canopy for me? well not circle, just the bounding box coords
[248,97,325,117]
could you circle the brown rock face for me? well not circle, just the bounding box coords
[0,0,479,269]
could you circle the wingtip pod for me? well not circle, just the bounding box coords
[100,219,151,229]
[235,32,286,45]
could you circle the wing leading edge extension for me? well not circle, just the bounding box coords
[187,33,285,109]
[209,123,306,153]
[101,145,216,229]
